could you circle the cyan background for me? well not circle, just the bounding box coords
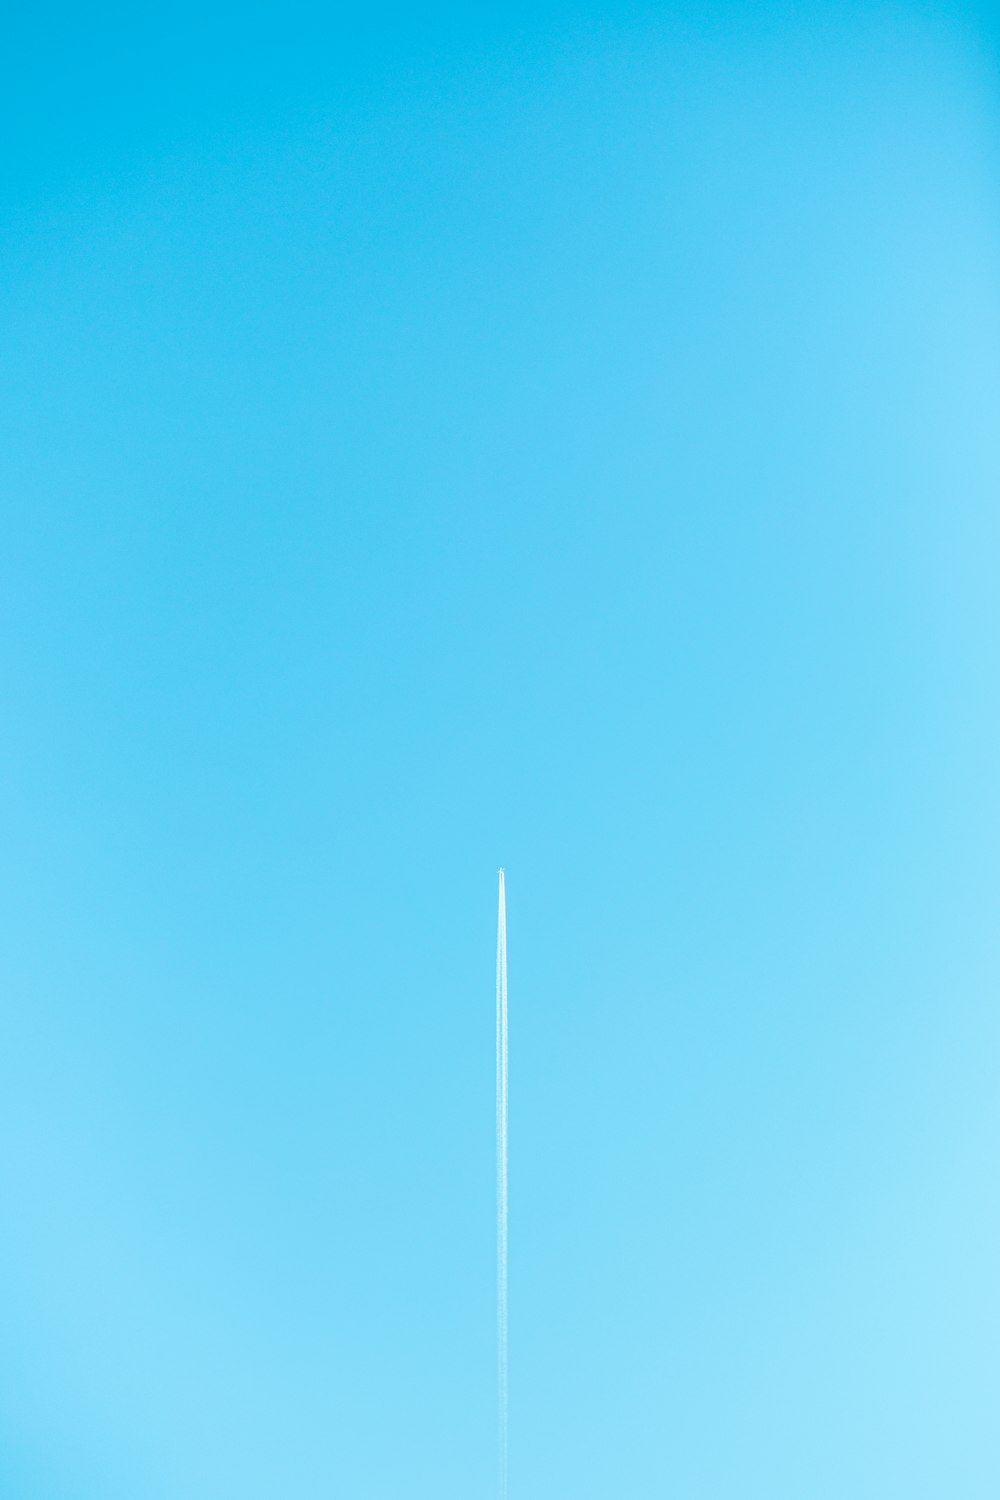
[3,3,1000,1496]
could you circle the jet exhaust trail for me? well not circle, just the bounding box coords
[496,869,509,1500]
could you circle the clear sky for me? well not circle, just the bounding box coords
[3,3,1000,1497]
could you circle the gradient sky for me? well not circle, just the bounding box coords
[3,4,1000,1497]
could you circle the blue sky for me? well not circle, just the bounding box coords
[3,4,1000,1497]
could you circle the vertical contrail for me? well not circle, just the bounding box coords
[496,868,509,1500]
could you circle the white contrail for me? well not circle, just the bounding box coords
[496,868,509,1500]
